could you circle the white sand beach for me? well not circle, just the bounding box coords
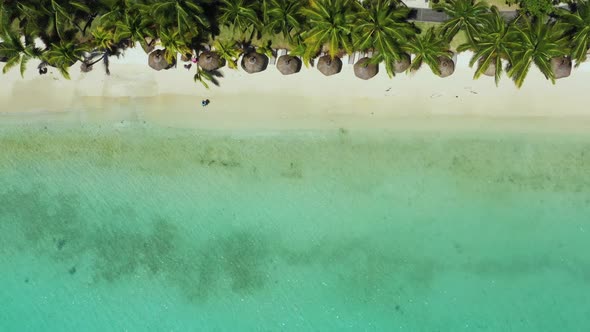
[2,45,590,133]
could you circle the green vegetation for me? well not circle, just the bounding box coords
[354,0,416,77]
[505,0,558,16]
[0,0,590,88]
[457,6,514,85]
[433,0,490,40]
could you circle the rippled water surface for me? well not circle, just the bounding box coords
[1,125,589,331]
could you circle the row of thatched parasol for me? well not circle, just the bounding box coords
[2,37,571,80]
[147,49,572,80]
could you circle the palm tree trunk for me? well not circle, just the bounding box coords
[81,14,97,36]
[102,54,110,75]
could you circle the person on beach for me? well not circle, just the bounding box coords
[201,99,210,107]
[184,63,192,70]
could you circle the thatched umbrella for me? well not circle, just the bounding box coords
[276,55,302,75]
[393,53,411,73]
[149,49,175,71]
[241,52,268,73]
[317,55,342,76]
[437,56,455,78]
[476,57,496,77]
[199,51,226,71]
[354,57,379,80]
[551,56,572,79]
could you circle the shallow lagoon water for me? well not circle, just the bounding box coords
[0,124,589,331]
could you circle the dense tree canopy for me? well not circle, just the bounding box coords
[434,0,489,41]
[505,0,558,16]
[354,0,416,77]
[457,5,515,85]
[0,0,587,87]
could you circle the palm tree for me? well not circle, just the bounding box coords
[48,0,90,38]
[97,0,135,29]
[16,1,62,44]
[212,39,242,69]
[434,0,490,41]
[0,29,44,77]
[112,10,156,52]
[62,0,97,36]
[43,40,90,79]
[218,0,261,40]
[556,1,590,66]
[148,0,210,38]
[354,0,417,78]
[14,0,88,47]
[300,0,357,64]
[457,6,516,85]
[507,15,570,87]
[404,27,454,76]
[85,26,124,75]
[194,67,223,89]
[0,0,21,34]
[262,0,305,44]
[158,28,192,65]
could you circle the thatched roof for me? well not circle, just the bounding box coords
[477,57,496,77]
[148,49,175,71]
[393,53,410,73]
[437,56,455,78]
[551,56,571,79]
[317,55,342,76]
[241,52,268,74]
[199,51,226,71]
[354,57,379,80]
[276,55,302,75]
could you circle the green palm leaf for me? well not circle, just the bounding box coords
[300,0,357,60]
[404,27,452,76]
[354,0,416,78]
[2,55,21,74]
[506,15,569,87]
[0,28,43,77]
[556,1,590,66]
[219,0,260,34]
[434,0,489,41]
[213,40,241,69]
[264,0,304,43]
[458,6,511,85]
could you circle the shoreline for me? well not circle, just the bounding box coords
[3,105,590,136]
[2,46,590,134]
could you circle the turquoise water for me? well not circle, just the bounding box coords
[0,124,589,331]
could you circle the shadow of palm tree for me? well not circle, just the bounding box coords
[195,68,224,88]
[209,69,224,87]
